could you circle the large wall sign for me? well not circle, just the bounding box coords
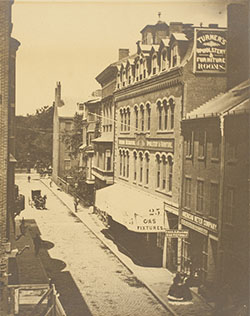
[193,28,227,73]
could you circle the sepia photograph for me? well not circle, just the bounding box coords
[0,0,249,315]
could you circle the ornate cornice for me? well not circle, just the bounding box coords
[114,68,183,102]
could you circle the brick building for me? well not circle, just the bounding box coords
[94,19,227,270]
[181,78,249,302]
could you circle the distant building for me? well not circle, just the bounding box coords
[52,82,80,188]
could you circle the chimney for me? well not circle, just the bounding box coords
[169,22,183,35]
[55,82,62,107]
[227,2,249,89]
[118,48,129,61]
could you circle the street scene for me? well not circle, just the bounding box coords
[0,0,249,316]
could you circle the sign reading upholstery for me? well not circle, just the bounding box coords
[194,28,227,73]
[165,229,189,238]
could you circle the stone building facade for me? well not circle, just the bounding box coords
[94,19,227,271]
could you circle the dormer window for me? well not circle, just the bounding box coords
[117,73,120,89]
[171,45,180,68]
[122,70,126,87]
[139,59,143,80]
[161,50,168,71]
[152,54,157,75]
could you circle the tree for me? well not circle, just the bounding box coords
[15,105,54,169]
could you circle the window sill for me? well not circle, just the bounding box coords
[119,176,128,182]
[156,129,174,134]
[227,159,238,165]
[198,156,205,161]
[155,188,173,197]
[138,183,143,187]
[144,185,149,189]
[208,216,218,221]
[183,207,191,212]
[186,155,193,160]
[211,158,219,162]
[133,181,137,185]
[120,131,130,135]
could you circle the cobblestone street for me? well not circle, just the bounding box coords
[16,174,173,316]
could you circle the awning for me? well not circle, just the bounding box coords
[92,134,113,143]
[95,182,167,233]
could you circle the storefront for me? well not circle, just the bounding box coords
[95,182,170,267]
[180,210,218,286]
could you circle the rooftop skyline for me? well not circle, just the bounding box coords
[12,0,227,115]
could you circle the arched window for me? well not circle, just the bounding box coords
[162,156,167,190]
[133,151,137,181]
[124,110,127,131]
[156,155,161,188]
[127,109,130,131]
[168,156,173,192]
[141,105,144,131]
[169,99,175,129]
[135,107,138,130]
[163,100,168,130]
[119,151,122,176]
[120,109,123,131]
[139,152,143,183]
[157,101,162,130]
[146,103,151,130]
[126,151,130,178]
[123,150,126,177]
[145,153,150,185]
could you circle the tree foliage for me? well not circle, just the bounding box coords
[15,106,54,169]
[61,113,83,159]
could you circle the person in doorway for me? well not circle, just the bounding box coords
[20,218,26,236]
[33,233,42,256]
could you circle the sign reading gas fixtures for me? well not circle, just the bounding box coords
[194,28,227,73]
[165,229,189,238]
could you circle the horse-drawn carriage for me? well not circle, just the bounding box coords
[31,190,47,210]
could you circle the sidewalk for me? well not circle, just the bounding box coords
[41,178,214,316]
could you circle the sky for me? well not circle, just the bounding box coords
[12,0,228,115]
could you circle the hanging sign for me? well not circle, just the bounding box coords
[194,28,227,73]
[165,229,189,238]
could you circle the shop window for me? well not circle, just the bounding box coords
[225,187,235,224]
[198,130,206,158]
[196,180,204,213]
[168,157,173,192]
[182,238,191,274]
[184,177,192,209]
[65,122,71,131]
[210,182,219,218]
[201,239,208,282]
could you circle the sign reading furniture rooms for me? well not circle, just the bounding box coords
[193,28,227,73]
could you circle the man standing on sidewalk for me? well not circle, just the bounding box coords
[74,196,79,213]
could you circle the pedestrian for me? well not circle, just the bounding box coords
[28,175,31,182]
[33,233,42,256]
[49,179,53,188]
[167,273,184,301]
[20,217,26,236]
[74,197,79,212]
